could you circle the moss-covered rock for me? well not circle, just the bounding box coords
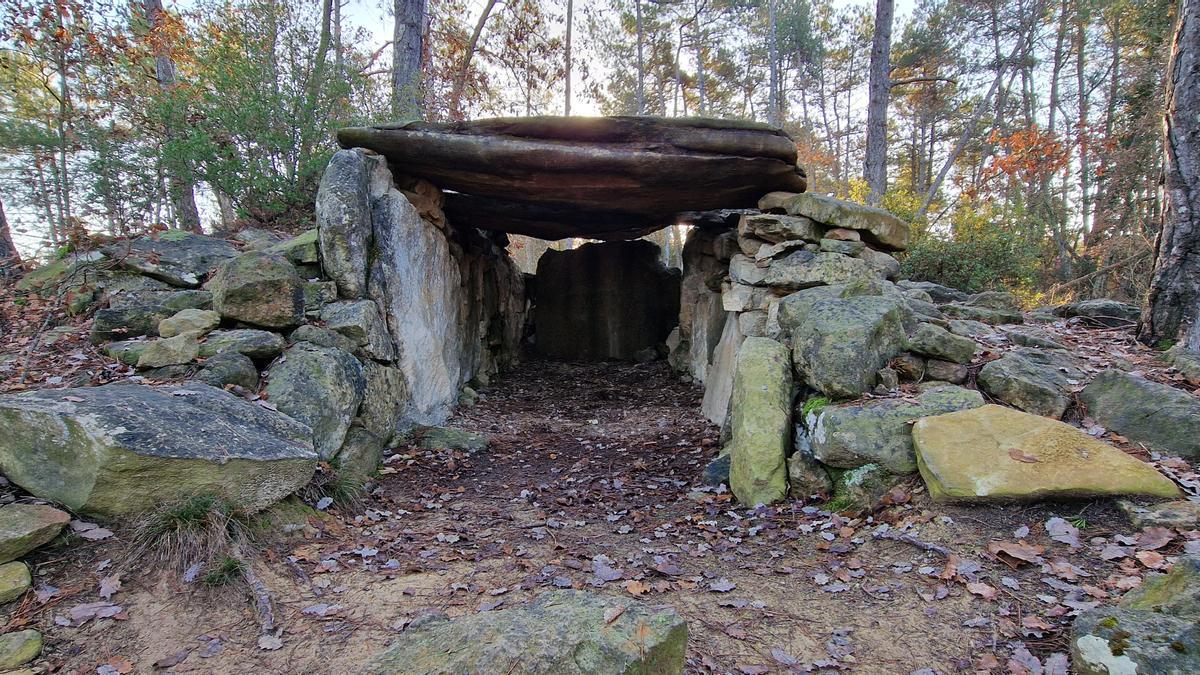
[1071,607,1199,675]
[136,331,201,369]
[978,348,1088,419]
[415,426,489,454]
[198,329,285,360]
[195,351,259,390]
[320,300,396,362]
[208,252,304,329]
[362,590,687,675]
[90,304,172,344]
[792,295,908,399]
[265,343,365,459]
[359,362,406,443]
[762,250,880,291]
[914,405,1180,502]
[828,464,901,512]
[811,385,984,474]
[906,323,978,364]
[728,337,792,506]
[0,383,316,516]
[0,562,31,604]
[158,309,220,338]
[1080,370,1200,460]
[0,505,70,564]
[758,192,909,251]
[103,232,238,288]
[942,303,1023,325]
[267,229,319,265]
[1055,298,1140,327]
[0,629,41,669]
[1122,555,1200,620]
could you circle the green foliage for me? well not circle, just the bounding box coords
[201,555,247,587]
[901,209,1039,294]
[800,396,831,417]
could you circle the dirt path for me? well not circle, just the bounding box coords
[16,357,1199,674]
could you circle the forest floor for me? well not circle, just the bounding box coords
[4,316,1198,673]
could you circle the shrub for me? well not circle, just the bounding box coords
[900,227,1038,294]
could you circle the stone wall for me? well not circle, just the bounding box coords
[318,148,526,426]
[533,240,680,361]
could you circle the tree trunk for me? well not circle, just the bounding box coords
[449,0,499,120]
[565,0,573,116]
[0,197,20,281]
[766,0,781,126]
[1139,0,1200,350]
[864,0,894,205]
[145,0,202,233]
[1075,0,1092,252]
[635,0,646,114]
[393,0,427,118]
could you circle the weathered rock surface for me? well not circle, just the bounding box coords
[158,309,220,338]
[535,240,680,361]
[924,359,968,384]
[265,344,365,459]
[0,562,31,604]
[340,116,806,240]
[104,232,237,287]
[268,229,320,266]
[700,313,744,425]
[761,250,878,290]
[1000,326,1065,350]
[195,351,260,390]
[209,252,304,329]
[90,304,171,344]
[811,386,984,474]
[906,323,977,364]
[978,348,1088,419]
[0,384,317,516]
[739,213,824,245]
[317,149,375,298]
[290,325,356,353]
[914,405,1180,501]
[198,329,286,359]
[1056,298,1141,327]
[671,228,727,383]
[415,427,490,454]
[897,280,968,303]
[727,338,792,506]
[1166,346,1200,382]
[1119,499,1200,529]
[942,303,1023,325]
[0,629,41,670]
[857,246,901,280]
[0,505,70,564]
[362,590,687,675]
[829,463,902,511]
[358,361,406,443]
[136,331,201,369]
[321,300,396,362]
[792,295,908,399]
[1080,370,1200,460]
[1070,555,1200,674]
[759,192,909,251]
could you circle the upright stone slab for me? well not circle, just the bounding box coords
[316,149,373,298]
[701,312,745,425]
[534,240,681,361]
[727,337,792,506]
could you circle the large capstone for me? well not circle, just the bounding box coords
[338,116,807,240]
[362,590,687,674]
[534,240,681,361]
[0,383,317,516]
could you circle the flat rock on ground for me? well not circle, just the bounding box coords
[361,590,687,674]
[0,505,69,564]
[914,405,1180,501]
[0,383,317,516]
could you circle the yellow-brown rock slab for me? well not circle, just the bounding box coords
[914,404,1181,501]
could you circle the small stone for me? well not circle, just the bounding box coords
[415,427,489,454]
[136,331,201,369]
[199,329,286,359]
[906,322,977,364]
[0,629,42,669]
[1118,499,1200,530]
[195,351,259,390]
[892,353,926,381]
[701,454,731,487]
[925,359,968,384]
[0,562,31,604]
[158,309,221,338]
[0,505,70,564]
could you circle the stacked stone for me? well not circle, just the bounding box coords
[2,149,525,521]
[682,192,1181,510]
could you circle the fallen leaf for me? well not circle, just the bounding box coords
[1008,448,1039,463]
[709,578,736,593]
[987,540,1045,568]
[1137,527,1175,551]
[99,574,121,600]
[965,582,998,600]
[257,635,282,651]
[1135,550,1166,569]
[624,580,649,596]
